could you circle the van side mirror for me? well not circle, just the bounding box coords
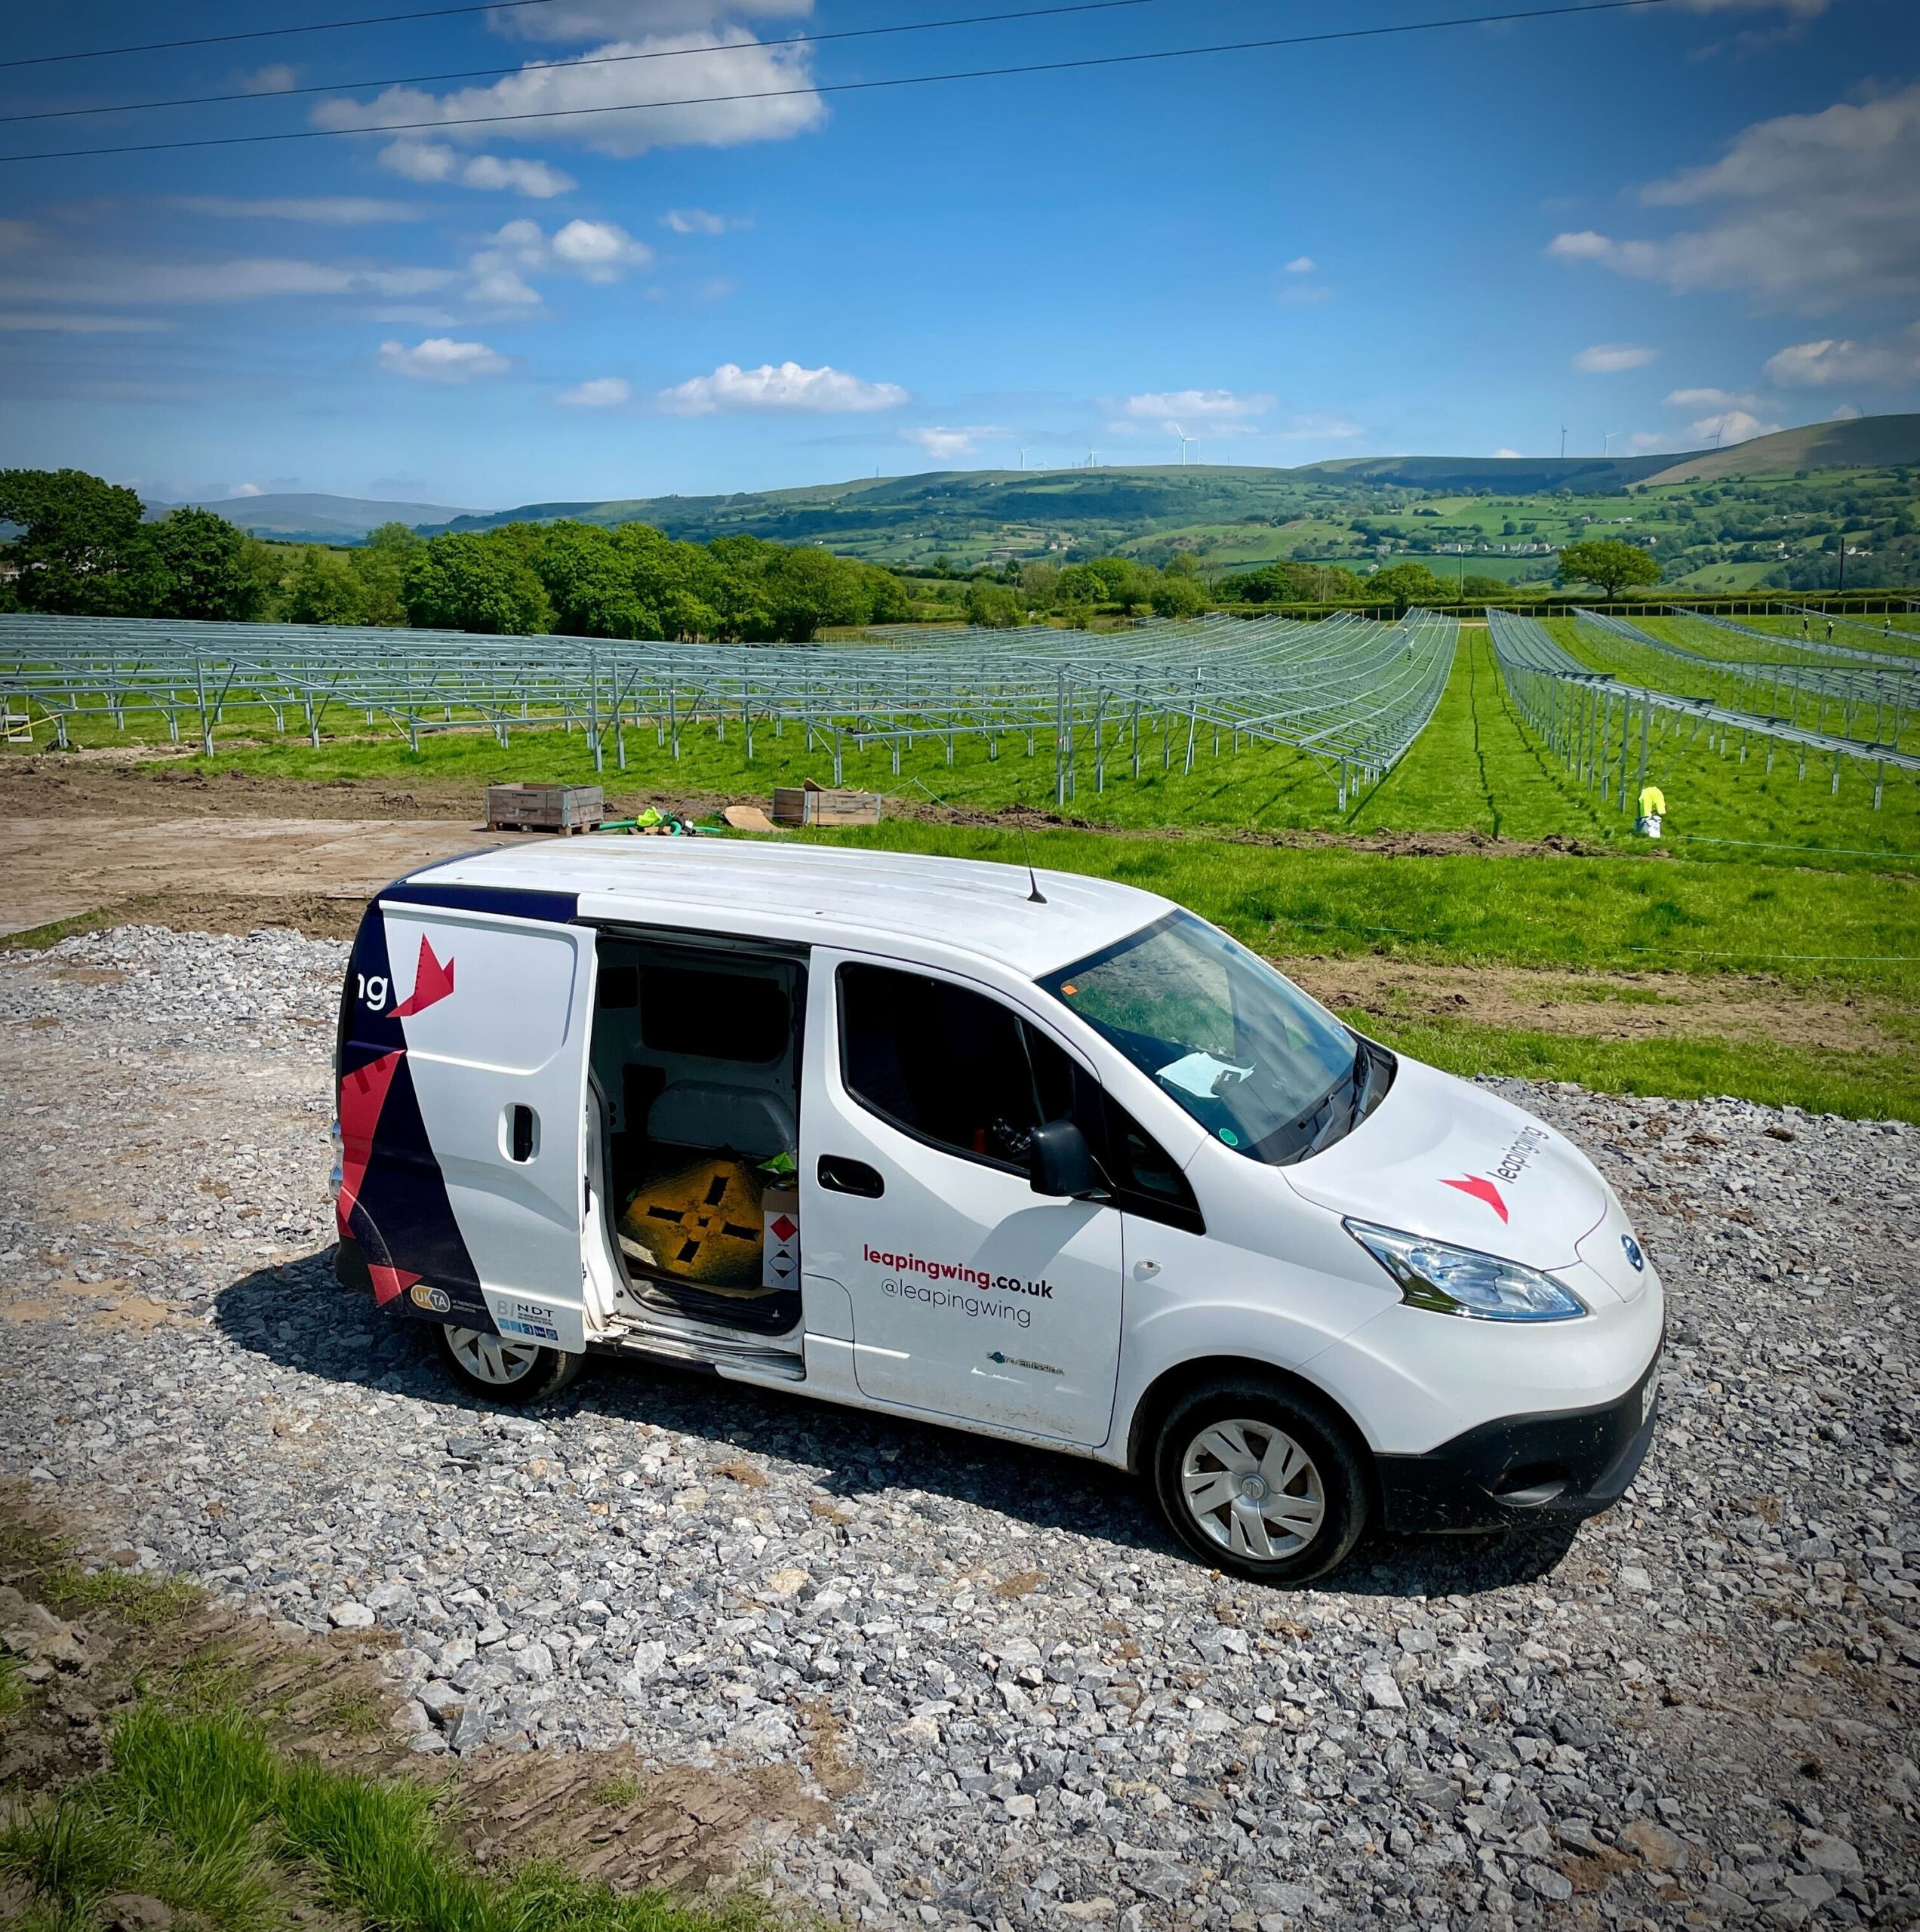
[1030,1120,1106,1200]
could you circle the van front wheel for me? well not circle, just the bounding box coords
[1152,1379,1366,1585]
[438,1324,583,1406]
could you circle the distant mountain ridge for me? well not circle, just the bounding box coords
[141,491,473,542]
[146,414,1918,557]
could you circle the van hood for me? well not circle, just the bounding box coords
[1285,1059,1608,1269]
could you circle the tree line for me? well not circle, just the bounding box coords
[0,469,914,642]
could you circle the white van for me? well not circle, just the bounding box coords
[334,839,1662,1584]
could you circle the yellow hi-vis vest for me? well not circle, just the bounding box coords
[1638,784,1666,818]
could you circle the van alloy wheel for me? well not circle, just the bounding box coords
[435,1321,586,1405]
[1179,1418,1326,1561]
[445,1325,540,1386]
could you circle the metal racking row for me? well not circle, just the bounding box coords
[1574,609,1917,752]
[1486,609,1918,813]
[0,608,1458,809]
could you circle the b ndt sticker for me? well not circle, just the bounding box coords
[500,1315,560,1343]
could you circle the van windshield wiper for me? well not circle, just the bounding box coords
[1296,1041,1370,1159]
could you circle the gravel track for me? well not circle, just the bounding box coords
[2,925,1916,1932]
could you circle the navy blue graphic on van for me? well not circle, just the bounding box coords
[338,903,488,1324]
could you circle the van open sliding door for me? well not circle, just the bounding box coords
[338,887,594,1351]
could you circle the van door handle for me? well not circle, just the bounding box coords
[817,1155,885,1198]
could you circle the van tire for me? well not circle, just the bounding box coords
[436,1324,584,1407]
[1151,1377,1367,1585]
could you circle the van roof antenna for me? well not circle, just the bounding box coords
[1016,815,1048,903]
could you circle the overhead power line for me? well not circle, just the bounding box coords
[0,0,1161,127]
[0,0,559,72]
[0,0,1678,166]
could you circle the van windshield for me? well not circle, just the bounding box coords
[1039,911,1380,1164]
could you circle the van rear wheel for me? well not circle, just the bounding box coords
[1151,1377,1366,1585]
[437,1324,583,1406]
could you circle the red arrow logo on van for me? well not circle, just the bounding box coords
[392,936,455,1019]
[1441,1174,1509,1223]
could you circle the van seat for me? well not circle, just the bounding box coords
[648,1081,795,1161]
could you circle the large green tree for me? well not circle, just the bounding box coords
[403,532,552,635]
[148,507,265,620]
[1365,561,1448,611]
[284,546,363,625]
[1557,537,1660,598]
[0,467,149,613]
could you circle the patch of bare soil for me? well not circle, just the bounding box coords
[1278,954,1903,1051]
[2,758,1632,857]
[0,1486,831,1897]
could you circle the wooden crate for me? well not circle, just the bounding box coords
[486,783,605,834]
[771,785,882,828]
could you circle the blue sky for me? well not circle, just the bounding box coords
[0,0,1914,509]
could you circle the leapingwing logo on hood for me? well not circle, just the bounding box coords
[1438,1124,1550,1224]
[1440,1174,1509,1222]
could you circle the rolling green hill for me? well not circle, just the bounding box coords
[410,416,1919,581]
[1644,413,1920,485]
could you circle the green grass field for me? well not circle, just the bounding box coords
[42,629,1915,860]
[11,626,1918,1119]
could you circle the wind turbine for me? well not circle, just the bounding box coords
[1171,423,1194,466]
[1558,424,1567,460]
[1602,429,1624,457]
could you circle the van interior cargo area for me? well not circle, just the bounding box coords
[590,935,804,1337]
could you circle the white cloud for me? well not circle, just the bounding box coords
[1686,408,1780,444]
[1283,255,1316,274]
[0,312,171,333]
[1125,388,1275,421]
[238,63,298,94]
[657,360,908,414]
[1672,0,1831,17]
[661,207,751,234]
[1664,384,1757,408]
[379,336,510,381]
[465,217,650,307]
[1492,448,1524,459]
[1626,431,1669,452]
[558,375,632,406]
[463,154,578,197]
[231,482,264,497]
[1829,401,1863,419]
[905,425,1008,459]
[551,217,649,279]
[315,29,825,159]
[1573,343,1657,373]
[172,195,423,224]
[1546,82,1920,311]
[1763,335,1914,386]
[378,140,577,196]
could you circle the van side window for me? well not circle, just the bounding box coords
[839,964,1074,1172]
[1100,1097,1204,1234]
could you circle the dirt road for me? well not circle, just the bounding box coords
[0,814,510,935]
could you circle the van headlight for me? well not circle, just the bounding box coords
[1345,1220,1587,1322]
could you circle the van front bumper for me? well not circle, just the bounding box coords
[1374,1344,1661,1533]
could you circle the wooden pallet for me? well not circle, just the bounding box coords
[771,783,882,828]
[485,782,605,834]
